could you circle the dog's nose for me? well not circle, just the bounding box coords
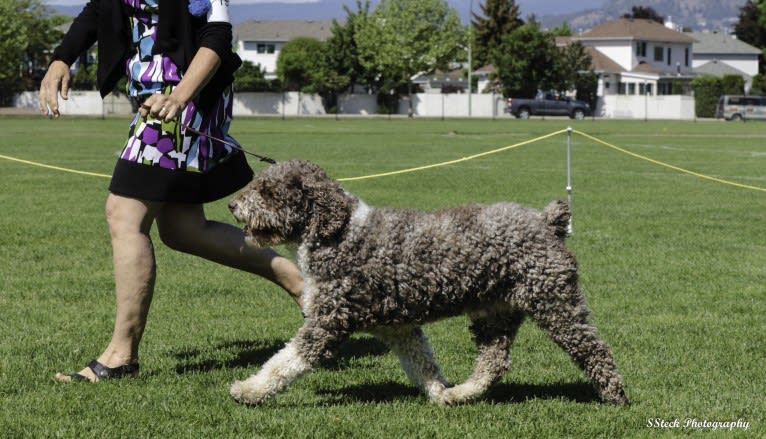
[228,199,238,212]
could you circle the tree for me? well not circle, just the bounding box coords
[622,6,664,24]
[492,22,557,98]
[0,0,66,104]
[548,21,573,37]
[315,0,371,112]
[471,0,523,69]
[356,0,464,116]
[0,1,27,83]
[721,74,746,95]
[324,0,371,92]
[551,41,593,93]
[20,0,67,76]
[751,73,766,94]
[276,37,325,92]
[233,61,276,92]
[734,0,766,72]
[691,75,723,118]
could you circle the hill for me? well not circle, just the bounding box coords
[50,0,749,32]
[540,0,749,32]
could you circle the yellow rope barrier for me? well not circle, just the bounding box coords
[0,153,111,179]
[337,129,567,181]
[573,130,766,194]
[1,128,764,193]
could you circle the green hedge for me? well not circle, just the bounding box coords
[691,74,745,118]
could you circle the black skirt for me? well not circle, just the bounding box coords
[109,151,253,204]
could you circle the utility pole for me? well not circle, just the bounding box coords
[467,0,473,117]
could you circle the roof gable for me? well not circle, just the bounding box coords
[586,47,624,73]
[695,60,751,78]
[579,18,697,44]
[689,32,761,55]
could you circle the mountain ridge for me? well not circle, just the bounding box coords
[540,0,749,32]
[49,0,749,33]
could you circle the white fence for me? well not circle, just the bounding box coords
[16,90,697,120]
[597,95,696,120]
[15,90,133,116]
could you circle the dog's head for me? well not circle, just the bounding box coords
[229,160,355,247]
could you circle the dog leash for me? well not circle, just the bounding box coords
[181,123,277,165]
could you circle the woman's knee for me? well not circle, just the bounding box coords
[105,194,157,239]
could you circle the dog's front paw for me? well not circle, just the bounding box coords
[432,383,482,406]
[230,377,272,405]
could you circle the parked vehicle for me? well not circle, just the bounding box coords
[505,91,591,120]
[716,95,766,121]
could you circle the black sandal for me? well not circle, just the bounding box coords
[68,359,140,382]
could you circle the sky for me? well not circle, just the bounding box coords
[45,0,607,18]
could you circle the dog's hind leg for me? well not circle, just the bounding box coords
[371,325,450,401]
[436,311,525,405]
[230,319,350,405]
[527,286,629,405]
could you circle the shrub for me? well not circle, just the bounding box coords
[691,75,723,118]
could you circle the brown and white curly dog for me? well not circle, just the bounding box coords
[228,160,628,406]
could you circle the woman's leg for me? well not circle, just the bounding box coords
[55,194,162,382]
[156,203,304,306]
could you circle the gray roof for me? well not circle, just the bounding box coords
[235,20,336,42]
[689,32,761,55]
[695,60,751,78]
[578,19,697,44]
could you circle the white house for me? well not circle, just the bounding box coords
[571,18,698,97]
[234,20,335,79]
[689,31,761,92]
[559,18,699,119]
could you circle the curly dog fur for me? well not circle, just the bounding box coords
[228,160,628,406]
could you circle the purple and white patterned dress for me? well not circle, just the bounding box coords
[108,0,252,203]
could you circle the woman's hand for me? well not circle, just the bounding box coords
[139,93,187,123]
[39,61,71,118]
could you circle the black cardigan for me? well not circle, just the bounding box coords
[52,0,242,111]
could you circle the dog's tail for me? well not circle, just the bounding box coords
[543,200,571,239]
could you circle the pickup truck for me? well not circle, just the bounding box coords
[505,91,591,120]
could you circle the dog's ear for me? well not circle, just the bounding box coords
[302,167,352,242]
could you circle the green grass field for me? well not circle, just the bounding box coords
[1,116,764,438]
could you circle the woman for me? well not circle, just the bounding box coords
[38,0,303,382]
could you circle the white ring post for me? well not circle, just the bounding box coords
[566,126,573,236]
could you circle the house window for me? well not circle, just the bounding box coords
[635,41,647,57]
[628,83,636,95]
[654,46,664,62]
[685,48,689,67]
[667,47,672,65]
[257,44,275,54]
[618,82,626,95]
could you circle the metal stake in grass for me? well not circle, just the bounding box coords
[566,126,573,236]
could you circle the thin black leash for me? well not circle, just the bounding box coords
[181,123,277,165]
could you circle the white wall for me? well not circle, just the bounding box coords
[398,93,507,118]
[598,94,696,120]
[233,92,326,116]
[693,55,759,77]
[15,90,698,120]
[15,91,133,115]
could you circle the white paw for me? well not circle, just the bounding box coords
[230,376,271,405]
[432,384,480,406]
